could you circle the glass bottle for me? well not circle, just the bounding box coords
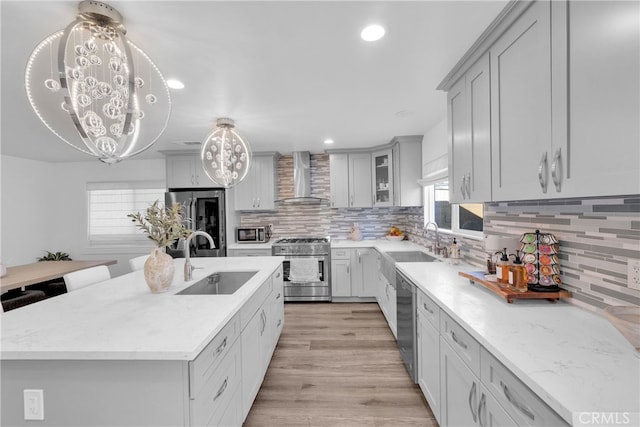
[509,252,528,292]
[495,248,510,287]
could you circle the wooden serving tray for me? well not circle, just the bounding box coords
[459,271,571,303]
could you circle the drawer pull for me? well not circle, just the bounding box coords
[478,393,486,427]
[276,272,281,278]
[213,377,228,402]
[422,302,433,315]
[468,382,478,423]
[276,292,281,300]
[214,337,227,357]
[451,330,468,349]
[276,319,282,327]
[501,381,535,421]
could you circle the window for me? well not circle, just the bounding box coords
[87,181,165,245]
[423,180,484,238]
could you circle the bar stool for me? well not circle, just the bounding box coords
[63,265,111,292]
[128,255,148,272]
[1,289,47,312]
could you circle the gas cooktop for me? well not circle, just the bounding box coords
[274,237,330,244]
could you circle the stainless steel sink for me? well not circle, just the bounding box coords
[381,251,439,289]
[386,251,438,263]
[176,271,258,295]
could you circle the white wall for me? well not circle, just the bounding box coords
[1,155,166,276]
[421,117,448,182]
[1,156,57,266]
[421,117,448,168]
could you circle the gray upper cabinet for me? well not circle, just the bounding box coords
[372,148,394,207]
[550,0,640,198]
[392,137,423,206]
[329,152,372,208]
[166,153,211,189]
[490,0,552,201]
[447,54,492,204]
[233,152,279,211]
[329,138,421,208]
[439,0,639,202]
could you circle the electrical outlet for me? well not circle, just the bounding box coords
[628,259,640,291]
[24,389,44,420]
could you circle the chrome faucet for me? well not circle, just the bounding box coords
[184,231,215,281]
[424,221,443,255]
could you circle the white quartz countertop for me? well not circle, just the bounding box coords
[396,262,640,425]
[227,242,273,250]
[1,257,283,361]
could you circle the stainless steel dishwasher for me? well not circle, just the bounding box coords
[396,271,417,383]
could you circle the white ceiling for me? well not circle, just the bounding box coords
[0,0,508,162]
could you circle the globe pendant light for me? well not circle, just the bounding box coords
[201,118,251,188]
[25,1,171,164]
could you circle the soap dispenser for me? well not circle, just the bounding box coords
[450,238,459,264]
[508,252,527,292]
[495,248,510,287]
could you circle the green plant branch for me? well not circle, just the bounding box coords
[127,201,192,248]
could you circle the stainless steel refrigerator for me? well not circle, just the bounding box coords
[165,189,226,258]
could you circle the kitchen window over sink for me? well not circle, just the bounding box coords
[87,181,165,246]
[423,181,483,238]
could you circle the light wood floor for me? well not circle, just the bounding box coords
[244,303,437,426]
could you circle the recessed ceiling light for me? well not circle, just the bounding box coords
[324,139,335,145]
[395,110,414,118]
[166,79,185,90]
[361,24,385,42]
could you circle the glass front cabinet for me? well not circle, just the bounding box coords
[372,149,393,206]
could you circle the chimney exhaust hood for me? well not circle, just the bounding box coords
[275,151,329,205]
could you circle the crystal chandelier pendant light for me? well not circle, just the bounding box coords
[201,118,251,188]
[24,1,171,164]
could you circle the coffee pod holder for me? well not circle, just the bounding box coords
[520,229,562,292]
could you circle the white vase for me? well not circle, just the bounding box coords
[143,247,175,293]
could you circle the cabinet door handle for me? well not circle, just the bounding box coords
[357,250,361,263]
[213,377,228,402]
[451,330,468,349]
[257,197,261,207]
[478,392,487,427]
[214,337,227,357]
[551,148,562,192]
[347,265,350,274]
[460,175,467,199]
[276,272,281,278]
[260,310,266,335]
[501,381,535,421]
[422,302,433,315]
[276,319,282,327]
[538,152,548,193]
[466,173,471,199]
[468,381,478,423]
[276,292,281,300]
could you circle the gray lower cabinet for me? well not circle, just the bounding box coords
[435,311,569,427]
[416,290,440,422]
[240,265,283,420]
[331,248,377,299]
[227,248,272,257]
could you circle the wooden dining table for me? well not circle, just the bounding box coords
[0,260,117,293]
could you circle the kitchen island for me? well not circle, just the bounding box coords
[1,256,284,426]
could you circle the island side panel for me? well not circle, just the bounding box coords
[1,359,190,426]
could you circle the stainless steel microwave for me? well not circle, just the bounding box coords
[236,226,271,243]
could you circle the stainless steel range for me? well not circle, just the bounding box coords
[272,237,331,302]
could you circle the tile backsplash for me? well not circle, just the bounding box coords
[240,153,640,311]
[483,197,640,311]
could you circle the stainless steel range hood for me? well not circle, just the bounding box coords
[275,151,329,205]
